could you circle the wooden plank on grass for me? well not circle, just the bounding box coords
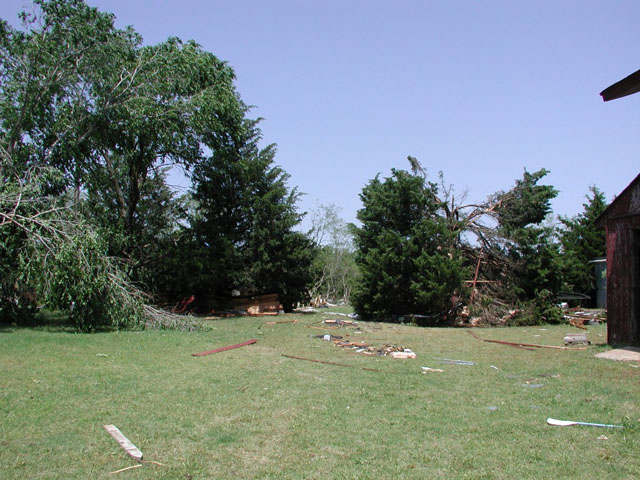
[282,354,382,372]
[104,424,143,461]
[192,339,257,356]
[465,330,586,350]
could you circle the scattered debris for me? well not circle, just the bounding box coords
[389,349,416,359]
[96,353,108,357]
[466,330,587,350]
[563,309,606,329]
[521,383,544,388]
[293,307,317,314]
[467,329,535,351]
[323,312,360,320]
[487,406,498,411]
[145,306,203,330]
[265,319,297,326]
[324,318,358,327]
[490,365,499,370]
[313,334,416,359]
[598,435,609,440]
[422,366,444,373]
[282,354,382,372]
[172,294,195,314]
[192,339,257,357]
[546,418,623,429]
[104,424,143,462]
[436,358,476,366]
[209,293,284,317]
[564,333,590,345]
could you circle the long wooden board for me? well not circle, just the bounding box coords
[192,339,257,356]
[104,424,143,461]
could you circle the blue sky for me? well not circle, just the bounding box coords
[3,1,639,231]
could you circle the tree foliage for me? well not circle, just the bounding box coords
[1,0,313,326]
[352,165,465,321]
[308,204,358,303]
[1,161,145,330]
[192,121,313,310]
[558,186,607,302]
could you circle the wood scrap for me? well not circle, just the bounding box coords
[110,464,142,474]
[282,354,382,372]
[265,319,298,326]
[104,425,143,462]
[466,330,586,350]
[192,339,257,357]
[568,318,588,330]
[466,329,535,351]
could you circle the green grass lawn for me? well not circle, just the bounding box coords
[1,312,638,479]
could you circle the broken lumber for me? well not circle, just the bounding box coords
[282,354,381,372]
[192,339,256,356]
[265,319,298,326]
[482,338,586,350]
[466,330,535,351]
[104,425,143,462]
[466,330,586,350]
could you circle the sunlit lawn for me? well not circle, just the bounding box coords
[1,311,638,479]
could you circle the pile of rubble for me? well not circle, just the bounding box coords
[562,308,606,329]
[314,334,416,359]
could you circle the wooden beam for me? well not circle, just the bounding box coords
[104,425,143,462]
[466,330,586,350]
[192,339,256,357]
[282,354,382,372]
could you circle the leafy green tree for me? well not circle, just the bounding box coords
[192,120,314,310]
[0,0,140,182]
[308,204,358,303]
[494,169,562,300]
[558,186,607,302]
[1,161,145,330]
[1,1,250,301]
[352,165,465,321]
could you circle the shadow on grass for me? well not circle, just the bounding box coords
[0,309,117,334]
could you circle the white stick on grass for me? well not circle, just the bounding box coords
[546,418,623,429]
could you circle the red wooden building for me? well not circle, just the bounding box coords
[596,173,640,344]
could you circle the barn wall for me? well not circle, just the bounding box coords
[604,178,640,345]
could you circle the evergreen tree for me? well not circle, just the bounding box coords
[352,166,465,322]
[192,120,313,310]
[558,186,607,302]
[495,169,561,300]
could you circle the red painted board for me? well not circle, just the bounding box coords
[192,339,257,356]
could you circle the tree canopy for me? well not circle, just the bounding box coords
[352,165,465,321]
[1,0,313,328]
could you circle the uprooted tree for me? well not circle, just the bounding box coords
[352,157,593,325]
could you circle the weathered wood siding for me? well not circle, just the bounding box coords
[601,174,640,345]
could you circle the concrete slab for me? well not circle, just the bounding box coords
[595,347,640,362]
